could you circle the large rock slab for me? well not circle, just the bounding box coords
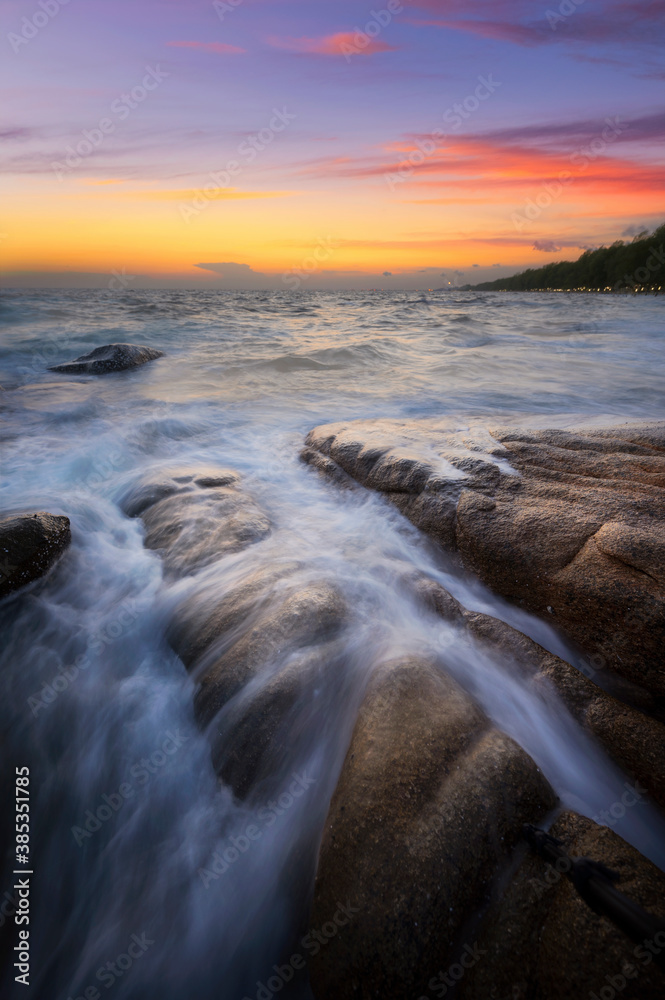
[412,573,665,811]
[535,652,665,812]
[49,343,163,375]
[459,811,665,1000]
[310,656,557,1000]
[0,512,71,599]
[303,420,665,698]
[122,467,271,578]
[126,468,349,797]
[176,567,348,795]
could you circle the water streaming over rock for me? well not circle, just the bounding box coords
[1,289,664,999]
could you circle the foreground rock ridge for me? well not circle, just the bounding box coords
[0,511,71,599]
[127,444,665,999]
[458,811,665,1000]
[123,465,348,797]
[310,655,557,999]
[309,575,665,999]
[49,343,163,375]
[416,575,665,812]
[303,418,665,701]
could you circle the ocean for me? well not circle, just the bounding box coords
[1,288,664,999]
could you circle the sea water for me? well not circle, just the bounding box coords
[1,289,664,999]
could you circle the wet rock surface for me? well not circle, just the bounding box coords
[0,511,71,599]
[310,655,557,1000]
[183,570,348,796]
[535,654,665,812]
[459,811,665,1000]
[129,468,349,797]
[414,573,665,811]
[124,469,271,578]
[128,458,665,1000]
[49,343,163,375]
[303,419,665,698]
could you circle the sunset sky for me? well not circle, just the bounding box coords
[2,0,664,289]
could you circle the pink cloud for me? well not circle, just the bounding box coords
[267,32,398,56]
[166,41,246,55]
[406,1,665,47]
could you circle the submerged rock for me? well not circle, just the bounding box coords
[304,419,665,698]
[123,468,270,578]
[177,567,349,796]
[534,651,665,812]
[310,655,557,999]
[49,343,163,375]
[459,811,665,1000]
[0,512,71,599]
[129,468,349,797]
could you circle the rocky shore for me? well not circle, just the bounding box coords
[301,418,665,996]
[3,404,664,998]
[303,419,665,702]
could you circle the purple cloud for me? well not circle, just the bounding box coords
[409,0,665,49]
[533,240,562,252]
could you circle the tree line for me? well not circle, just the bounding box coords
[473,224,665,292]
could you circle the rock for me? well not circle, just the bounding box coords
[130,469,349,797]
[459,811,665,1000]
[459,605,665,812]
[166,560,301,667]
[303,419,665,698]
[181,567,347,796]
[309,656,557,1000]
[49,343,163,375]
[0,512,71,599]
[206,635,347,797]
[531,654,665,811]
[122,468,271,578]
[121,467,242,518]
[191,577,347,727]
[413,573,665,812]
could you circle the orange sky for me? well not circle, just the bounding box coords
[2,0,664,288]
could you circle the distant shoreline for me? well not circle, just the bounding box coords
[471,224,664,295]
[470,286,662,295]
